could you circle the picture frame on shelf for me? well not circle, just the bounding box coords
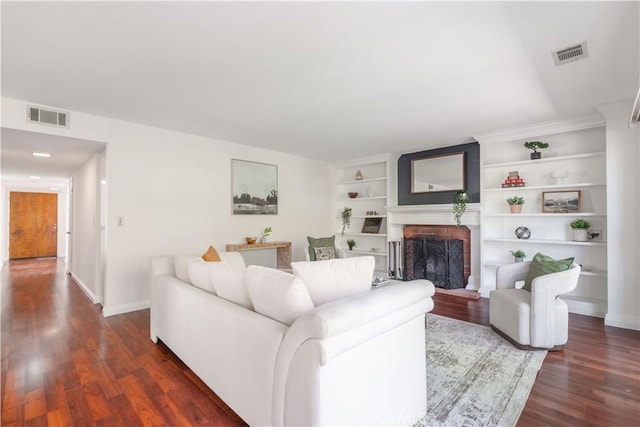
[542,190,581,213]
[361,217,383,234]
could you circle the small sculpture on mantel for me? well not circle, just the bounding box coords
[355,170,363,181]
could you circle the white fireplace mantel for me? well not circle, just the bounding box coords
[385,203,482,292]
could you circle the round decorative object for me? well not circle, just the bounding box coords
[348,192,358,198]
[515,226,531,240]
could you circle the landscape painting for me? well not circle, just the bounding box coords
[232,159,278,214]
[542,190,581,213]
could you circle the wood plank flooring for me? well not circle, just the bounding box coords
[2,258,639,426]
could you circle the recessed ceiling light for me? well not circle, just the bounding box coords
[28,176,41,180]
[32,152,51,157]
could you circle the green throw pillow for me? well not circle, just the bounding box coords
[307,236,335,261]
[523,252,574,292]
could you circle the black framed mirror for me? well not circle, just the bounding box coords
[411,152,465,193]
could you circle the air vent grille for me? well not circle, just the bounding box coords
[552,42,589,66]
[27,105,69,128]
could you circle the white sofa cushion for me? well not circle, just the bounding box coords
[211,266,253,310]
[219,251,247,270]
[188,260,229,294]
[291,256,375,306]
[246,266,314,326]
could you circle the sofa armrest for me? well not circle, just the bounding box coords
[272,280,434,426]
[150,256,175,277]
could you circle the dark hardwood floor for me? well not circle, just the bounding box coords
[2,258,639,426]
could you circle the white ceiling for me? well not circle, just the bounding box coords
[1,128,106,187]
[1,2,638,163]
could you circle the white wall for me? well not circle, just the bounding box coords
[601,107,640,330]
[103,119,332,315]
[1,97,333,315]
[70,152,101,303]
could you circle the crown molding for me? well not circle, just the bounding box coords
[473,115,605,145]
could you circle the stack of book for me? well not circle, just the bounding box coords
[502,171,525,188]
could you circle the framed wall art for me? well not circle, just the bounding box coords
[542,190,581,213]
[361,217,383,234]
[232,159,278,215]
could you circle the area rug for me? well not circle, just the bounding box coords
[415,314,547,427]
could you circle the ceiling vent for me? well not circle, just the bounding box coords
[552,42,588,66]
[27,105,69,128]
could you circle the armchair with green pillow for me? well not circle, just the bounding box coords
[305,235,346,261]
[489,252,581,350]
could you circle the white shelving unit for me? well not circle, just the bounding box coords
[332,155,395,275]
[476,118,608,317]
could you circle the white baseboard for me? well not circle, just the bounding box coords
[605,312,640,331]
[70,273,102,304]
[102,300,150,317]
[478,286,493,299]
[564,299,606,318]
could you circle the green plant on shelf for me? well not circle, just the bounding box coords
[506,196,525,205]
[509,250,526,258]
[262,226,272,237]
[341,207,352,236]
[523,141,549,153]
[570,219,591,229]
[346,239,356,250]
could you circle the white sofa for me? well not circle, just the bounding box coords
[150,253,435,426]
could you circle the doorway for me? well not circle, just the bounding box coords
[9,191,58,259]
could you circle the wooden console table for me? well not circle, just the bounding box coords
[225,241,292,270]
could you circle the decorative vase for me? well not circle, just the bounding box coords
[530,152,541,160]
[355,170,363,181]
[509,204,523,214]
[260,236,267,244]
[573,229,588,242]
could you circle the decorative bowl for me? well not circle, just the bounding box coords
[246,236,257,244]
[348,192,358,198]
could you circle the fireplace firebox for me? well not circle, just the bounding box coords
[403,238,464,289]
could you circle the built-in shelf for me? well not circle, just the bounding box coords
[483,260,607,277]
[484,182,604,192]
[484,152,606,169]
[344,250,388,257]
[484,213,606,217]
[484,238,606,246]
[338,177,387,185]
[342,196,387,201]
[340,232,388,237]
[333,156,393,276]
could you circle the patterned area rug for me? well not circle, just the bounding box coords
[415,314,547,427]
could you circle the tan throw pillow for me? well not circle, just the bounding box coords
[202,245,221,262]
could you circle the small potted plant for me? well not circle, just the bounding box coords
[346,239,356,250]
[570,219,591,242]
[510,250,526,263]
[453,191,468,226]
[524,141,549,160]
[506,196,525,214]
[341,207,352,236]
[260,226,272,243]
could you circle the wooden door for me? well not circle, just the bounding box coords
[9,192,58,259]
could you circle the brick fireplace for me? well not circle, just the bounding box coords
[386,205,481,291]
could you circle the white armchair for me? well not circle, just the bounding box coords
[489,261,581,350]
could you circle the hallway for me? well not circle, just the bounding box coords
[0,258,245,426]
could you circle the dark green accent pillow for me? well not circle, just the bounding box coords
[523,252,574,292]
[307,236,335,261]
